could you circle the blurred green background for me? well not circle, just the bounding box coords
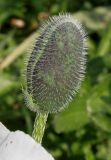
[0,0,111,159]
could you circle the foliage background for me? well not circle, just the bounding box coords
[0,0,111,159]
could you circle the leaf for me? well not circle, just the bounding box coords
[0,73,14,94]
[53,81,89,133]
[103,53,111,68]
[0,71,18,95]
[97,24,111,57]
[75,7,111,31]
[91,113,111,132]
[88,74,111,112]
[87,74,111,132]
[83,145,95,160]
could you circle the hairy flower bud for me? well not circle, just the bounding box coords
[23,13,87,113]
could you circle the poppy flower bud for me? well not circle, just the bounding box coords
[23,13,87,113]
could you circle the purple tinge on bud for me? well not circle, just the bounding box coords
[25,13,87,113]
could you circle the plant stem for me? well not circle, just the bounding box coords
[32,112,48,144]
[0,32,38,70]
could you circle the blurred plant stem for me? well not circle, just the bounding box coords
[0,32,38,70]
[32,112,48,144]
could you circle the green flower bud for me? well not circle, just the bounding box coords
[23,13,87,113]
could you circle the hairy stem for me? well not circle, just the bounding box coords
[32,112,48,144]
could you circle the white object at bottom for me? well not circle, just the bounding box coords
[0,122,54,160]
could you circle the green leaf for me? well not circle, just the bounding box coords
[0,76,13,94]
[53,85,88,133]
[75,7,111,31]
[83,145,95,160]
[97,24,111,56]
[87,74,111,132]
[91,113,111,132]
[103,53,111,68]
[0,71,19,95]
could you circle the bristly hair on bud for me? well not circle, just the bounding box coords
[23,13,87,114]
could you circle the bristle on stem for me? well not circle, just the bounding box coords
[32,113,48,144]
